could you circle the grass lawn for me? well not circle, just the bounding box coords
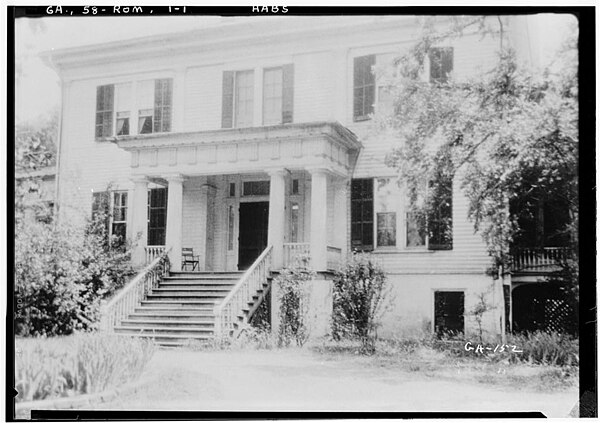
[91,345,578,416]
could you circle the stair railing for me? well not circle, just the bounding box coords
[214,245,273,337]
[101,247,172,332]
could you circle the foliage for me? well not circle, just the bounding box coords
[469,290,495,343]
[331,253,389,354]
[15,111,58,173]
[377,16,578,280]
[15,333,155,402]
[275,255,314,347]
[15,111,58,225]
[507,331,578,367]
[14,200,135,336]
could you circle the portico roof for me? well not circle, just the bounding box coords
[113,121,362,178]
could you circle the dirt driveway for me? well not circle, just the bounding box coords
[94,349,578,416]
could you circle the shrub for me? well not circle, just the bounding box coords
[15,333,155,402]
[332,253,389,354]
[275,256,314,347]
[14,203,135,336]
[507,331,579,366]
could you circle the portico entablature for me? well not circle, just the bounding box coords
[113,121,361,178]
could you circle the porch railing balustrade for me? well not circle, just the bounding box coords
[511,247,570,272]
[145,245,166,264]
[283,242,310,267]
[326,246,343,270]
[101,247,171,331]
[214,245,273,337]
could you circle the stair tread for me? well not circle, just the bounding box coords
[115,326,213,333]
[113,332,213,339]
[122,319,214,324]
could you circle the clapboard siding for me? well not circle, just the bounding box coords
[184,65,223,132]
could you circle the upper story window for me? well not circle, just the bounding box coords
[115,83,132,136]
[222,65,294,129]
[429,47,454,83]
[234,70,254,128]
[95,78,172,140]
[95,85,114,138]
[353,54,376,122]
[263,67,283,125]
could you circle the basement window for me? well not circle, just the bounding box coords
[434,291,464,337]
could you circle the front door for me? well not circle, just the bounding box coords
[238,202,269,270]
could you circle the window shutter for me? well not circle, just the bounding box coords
[95,85,114,139]
[441,47,454,81]
[154,79,172,133]
[281,64,294,124]
[221,71,234,128]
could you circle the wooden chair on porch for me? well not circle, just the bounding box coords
[182,248,200,271]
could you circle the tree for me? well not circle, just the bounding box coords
[376,16,578,286]
[15,110,58,224]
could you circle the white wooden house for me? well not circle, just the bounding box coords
[42,15,565,344]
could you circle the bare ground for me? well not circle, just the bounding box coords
[90,348,578,416]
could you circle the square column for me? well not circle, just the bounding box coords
[267,169,287,269]
[309,168,329,271]
[131,177,149,267]
[165,174,184,272]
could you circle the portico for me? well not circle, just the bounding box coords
[116,121,361,273]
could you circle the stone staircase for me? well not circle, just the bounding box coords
[113,271,244,346]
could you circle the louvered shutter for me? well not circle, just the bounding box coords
[221,71,234,128]
[281,64,294,124]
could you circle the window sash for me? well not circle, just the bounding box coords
[353,55,375,121]
[377,212,396,247]
[234,70,254,128]
[263,67,283,125]
[351,178,374,251]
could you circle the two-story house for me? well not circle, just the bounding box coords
[42,16,556,345]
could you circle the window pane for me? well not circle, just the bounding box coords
[235,70,254,128]
[263,67,283,125]
[377,212,396,247]
[350,178,374,251]
[291,203,299,243]
[243,181,269,196]
[228,205,235,250]
[115,83,132,113]
[406,212,426,247]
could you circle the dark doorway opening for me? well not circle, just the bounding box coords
[434,291,465,336]
[238,201,269,270]
[512,283,577,334]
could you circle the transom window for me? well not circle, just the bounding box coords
[243,181,270,196]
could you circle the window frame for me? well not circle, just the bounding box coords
[351,178,374,252]
[147,187,168,246]
[95,85,114,139]
[233,70,255,128]
[111,191,128,244]
[353,54,376,122]
[432,289,465,336]
[428,46,454,84]
[262,66,284,126]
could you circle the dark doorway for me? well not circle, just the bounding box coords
[512,283,577,334]
[434,291,465,336]
[238,201,269,270]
